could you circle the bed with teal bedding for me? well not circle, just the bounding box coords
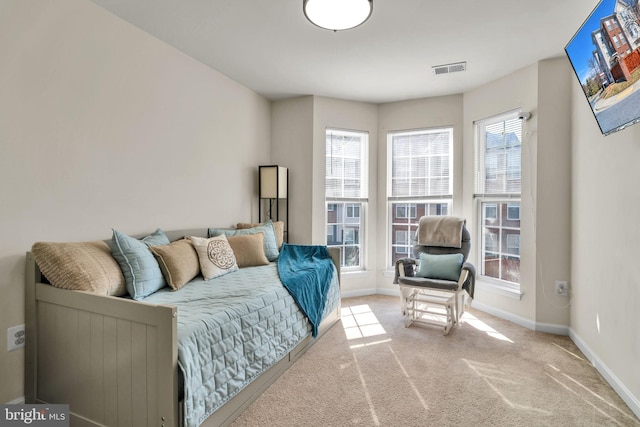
[25,227,341,427]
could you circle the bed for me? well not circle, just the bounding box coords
[24,227,341,427]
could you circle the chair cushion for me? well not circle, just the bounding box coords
[398,276,459,291]
[416,252,463,281]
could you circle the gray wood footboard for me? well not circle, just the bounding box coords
[25,246,341,427]
[25,252,179,427]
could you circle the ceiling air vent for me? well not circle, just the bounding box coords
[432,61,467,75]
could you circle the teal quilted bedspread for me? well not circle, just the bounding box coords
[144,261,340,427]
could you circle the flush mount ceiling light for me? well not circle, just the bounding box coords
[303,0,373,31]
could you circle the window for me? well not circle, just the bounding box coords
[326,128,368,269]
[475,112,522,286]
[485,204,498,220]
[481,201,521,284]
[387,128,453,265]
[395,204,417,219]
[346,204,360,218]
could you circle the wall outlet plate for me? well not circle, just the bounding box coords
[555,280,569,297]
[7,324,25,352]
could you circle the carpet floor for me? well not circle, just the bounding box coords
[231,295,639,427]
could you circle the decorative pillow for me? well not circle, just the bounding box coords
[416,252,464,281]
[237,220,285,249]
[109,228,170,300]
[189,234,238,280]
[31,241,127,296]
[227,232,269,268]
[149,239,200,290]
[209,220,279,261]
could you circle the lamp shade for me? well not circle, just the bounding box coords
[303,0,373,31]
[260,166,288,199]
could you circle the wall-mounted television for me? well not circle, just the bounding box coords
[565,0,640,136]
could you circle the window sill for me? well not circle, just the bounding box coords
[476,280,523,300]
[342,269,373,279]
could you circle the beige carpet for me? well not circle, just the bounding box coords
[231,295,639,427]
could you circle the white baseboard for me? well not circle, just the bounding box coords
[6,397,25,404]
[341,288,378,298]
[469,300,569,335]
[569,328,640,420]
[375,288,400,297]
[469,300,536,330]
[341,288,400,299]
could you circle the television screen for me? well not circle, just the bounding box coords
[565,0,640,135]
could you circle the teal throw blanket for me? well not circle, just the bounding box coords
[277,243,335,337]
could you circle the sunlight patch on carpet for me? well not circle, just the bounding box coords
[464,359,553,416]
[463,312,513,342]
[341,304,387,340]
[552,342,585,361]
[549,369,640,425]
[352,352,380,426]
[388,346,429,410]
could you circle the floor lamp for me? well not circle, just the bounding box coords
[259,165,288,242]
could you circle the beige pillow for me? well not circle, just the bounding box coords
[31,241,127,296]
[189,234,238,280]
[227,233,270,268]
[237,220,285,249]
[149,239,200,290]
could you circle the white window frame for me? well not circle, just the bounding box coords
[474,111,522,289]
[387,127,453,267]
[325,128,369,271]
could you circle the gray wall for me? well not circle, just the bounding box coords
[570,73,640,409]
[0,0,271,403]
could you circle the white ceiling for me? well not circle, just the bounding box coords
[91,0,598,103]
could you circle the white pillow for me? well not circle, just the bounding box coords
[189,234,238,280]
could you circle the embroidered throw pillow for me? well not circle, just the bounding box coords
[189,234,238,280]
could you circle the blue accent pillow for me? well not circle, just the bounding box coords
[416,252,463,281]
[209,220,279,261]
[109,228,170,300]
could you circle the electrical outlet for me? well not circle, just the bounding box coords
[7,324,25,352]
[555,280,569,297]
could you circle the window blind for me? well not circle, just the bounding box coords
[475,113,522,196]
[390,128,452,198]
[325,129,368,199]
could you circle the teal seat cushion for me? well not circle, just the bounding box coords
[209,220,279,261]
[110,228,170,300]
[416,252,463,281]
